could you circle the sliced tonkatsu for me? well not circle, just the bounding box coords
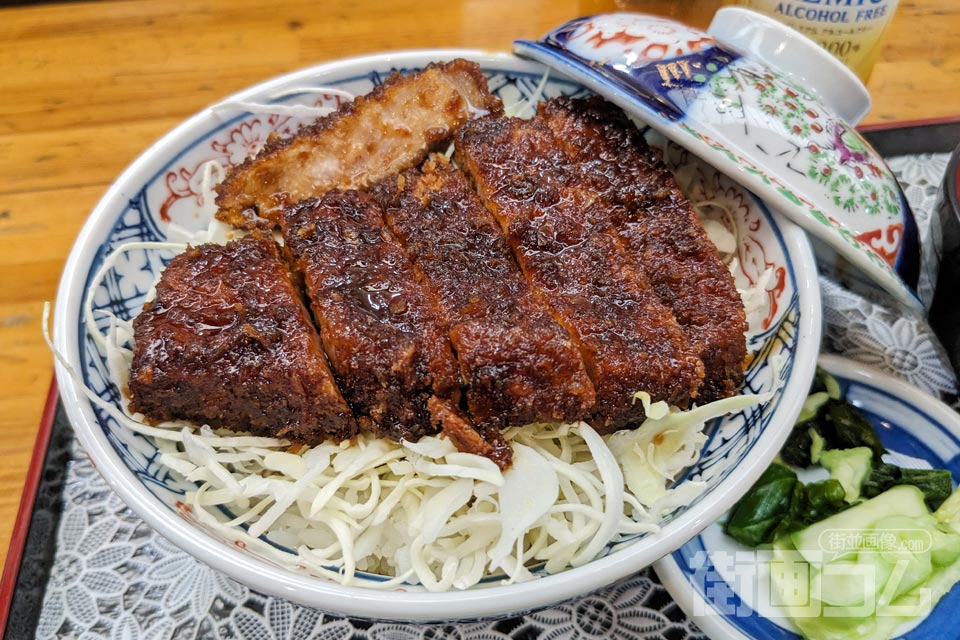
[370,155,596,428]
[280,190,464,444]
[455,115,705,432]
[132,76,750,460]
[536,97,748,401]
[129,233,356,443]
[216,59,503,230]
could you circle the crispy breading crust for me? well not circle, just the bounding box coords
[129,233,357,443]
[136,80,746,458]
[371,156,596,429]
[428,395,512,469]
[215,59,503,229]
[455,114,706,432]
[537,97,747,401]
[280,190,461,443]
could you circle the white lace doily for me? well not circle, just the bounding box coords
[32,441,704,640]
[28,152,957,639]
[821,153,958,405]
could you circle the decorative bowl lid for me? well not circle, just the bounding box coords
[514,8,926,313]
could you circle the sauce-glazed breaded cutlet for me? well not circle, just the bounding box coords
[536,97,747,401]
[280,190,463,444]
[371,156,596,428]
[128,233,356,443]
[216,59,503,230]
[455,117,705,433]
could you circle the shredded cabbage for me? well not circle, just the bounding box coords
[52,291,768,590]
[52,89,777,591]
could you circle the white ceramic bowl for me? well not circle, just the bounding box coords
[53,50,821,621]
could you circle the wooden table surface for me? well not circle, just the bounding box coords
[1,0,958,572]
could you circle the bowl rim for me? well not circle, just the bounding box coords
[52,48,822,621]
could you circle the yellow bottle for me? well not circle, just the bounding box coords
[577,0,727,29]
[732,0,898,81]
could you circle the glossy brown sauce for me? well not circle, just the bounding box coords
[133,80,747,466]
[129,233,356,443]
[281,190,460,442]
[372,156,596,429]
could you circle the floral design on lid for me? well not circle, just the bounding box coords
[564,13,715,62]
[517,10,925,312]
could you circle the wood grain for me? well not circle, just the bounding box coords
[1,0,957,574]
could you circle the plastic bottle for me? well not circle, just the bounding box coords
[733,0,898,81]
[578,0,727,29]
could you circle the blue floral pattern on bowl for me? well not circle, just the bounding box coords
[54,51,820,619]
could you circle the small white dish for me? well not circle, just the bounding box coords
[515,9,925,313]
[656,353,960,639]
[53,50,820,621]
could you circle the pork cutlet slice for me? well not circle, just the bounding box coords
[129,233,356,443]
[371,155,596,429]
[536,97,747,401]
[455,116,705,433]
[281,191,511,466]
[281,189,466,446]
[216,59,503,230]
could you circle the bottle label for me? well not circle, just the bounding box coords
[740,0,898,78]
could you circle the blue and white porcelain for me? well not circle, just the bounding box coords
[515,8,926,313]
[53,50,820,621]
[656,353,960,640]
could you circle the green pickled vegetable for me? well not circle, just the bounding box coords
[863,463,954,510]
[798,478,848,522]
[726,468,850,545]
[724,463,797,546]
[790,485,929,562]
[773,486,960,640]
[899,468,953,509]
[810,429,826,464]
[935,485,960,525]
[810,366,842,399]
[780,422,816,467]
[780,373,884,468]
[773,478,848,539]
[780,369,841,468]
[729,366,960,640]
[796,391,832,426]
[820,447,872,502]
[821,400,886,461]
